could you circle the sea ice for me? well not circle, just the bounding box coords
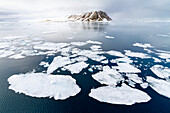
[140,83,148,89]
[106,50,125,57]
[8,73,81,100]
[89,84,151,105]
[126,74,143,84]
[105,36,115,39]
[117,63,141,73]
[92,66,123,86]
[47,56,72,74]
[9,54,25,59]
[150,65,170,79]
[71,42,87,46]
[124,50,151,59]
[147,76,170,98]
[86,40,102,45]
[90,45,102,51]
[115,57,133,63]
[133,43,154,48]
[64,62,88,74]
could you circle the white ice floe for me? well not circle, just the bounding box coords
[156,53,170,59]
[126,74,143,84]
[71,56,88,62]
[101,59,108,64]
[64,62,88,74]
[47,56,72,74]
[89,84,151,105]
[0,50,15,58]
[150,65,170,79]
[115,57,133,63]
[105,36,115,39]
[86,40,102,45]
[71,42,87,46]
[124,50,151,59]
[166,59,170,62]
[106,50,125,57]
[147,76,170,98]
[133,43,154,48]
[90,45,102,51]
[140,83,148,89]
[8,73,81,100]
[9,54,25,59]
[92,66,123,86]
[34,42,69,50]
[77,50,105,62]
[0,42,10,49]
[39,61,49,67]
[117,63,141,73]
[152,57,162,62]
[2,35,27,40]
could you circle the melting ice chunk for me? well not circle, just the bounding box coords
[117,63,141,73]
[150,65,170,79]
[47,56,72,74]
[106,50,125,57]
[147,76,170,98]
[105,36,115,39]
[64,62,88,74]
[89,84,151,105]
[8,73,81,100]
[86,40,102,45]
[124,50,151,59]
[92,66,123,86]
[133,43,154,48]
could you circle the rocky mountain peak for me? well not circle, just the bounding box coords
[68,11,112,22]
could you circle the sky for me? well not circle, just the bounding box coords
[0,0,170,21]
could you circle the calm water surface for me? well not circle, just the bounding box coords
[0,21,170,113]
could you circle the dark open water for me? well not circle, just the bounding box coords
[0,21,170,113]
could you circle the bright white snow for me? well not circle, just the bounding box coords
[124,50,151,59]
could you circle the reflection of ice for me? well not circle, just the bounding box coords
[89,84,151,105]
[8,73,81,100]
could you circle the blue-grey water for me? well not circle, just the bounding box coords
[0,21,170,113]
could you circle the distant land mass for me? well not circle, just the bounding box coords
[68,11,112,22]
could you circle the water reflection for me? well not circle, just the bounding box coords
[68,22,108,32]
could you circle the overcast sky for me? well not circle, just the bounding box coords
[0,0,170,21]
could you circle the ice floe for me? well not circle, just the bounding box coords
[86,40,102,45]
[126,74,143,84]
[90,45,102,51]
[116,63,141,73]
[64,62,88,74]
[150,65,170,79]
[124,50,151,59]
[147,76,170,98]
[115,57,133,63]
[71,42,87,46]
[34,42,69,50]
[133,43,154,48]
[8,73,81,100]
[105,36,115,39]
[47,56,73,74]
[9,54,25,59]
[89,84,151,105]
[92,66,123,86]
[140,83,148,89]
[106,50,125,57]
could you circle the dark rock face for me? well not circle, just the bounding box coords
[68,11,112,21]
